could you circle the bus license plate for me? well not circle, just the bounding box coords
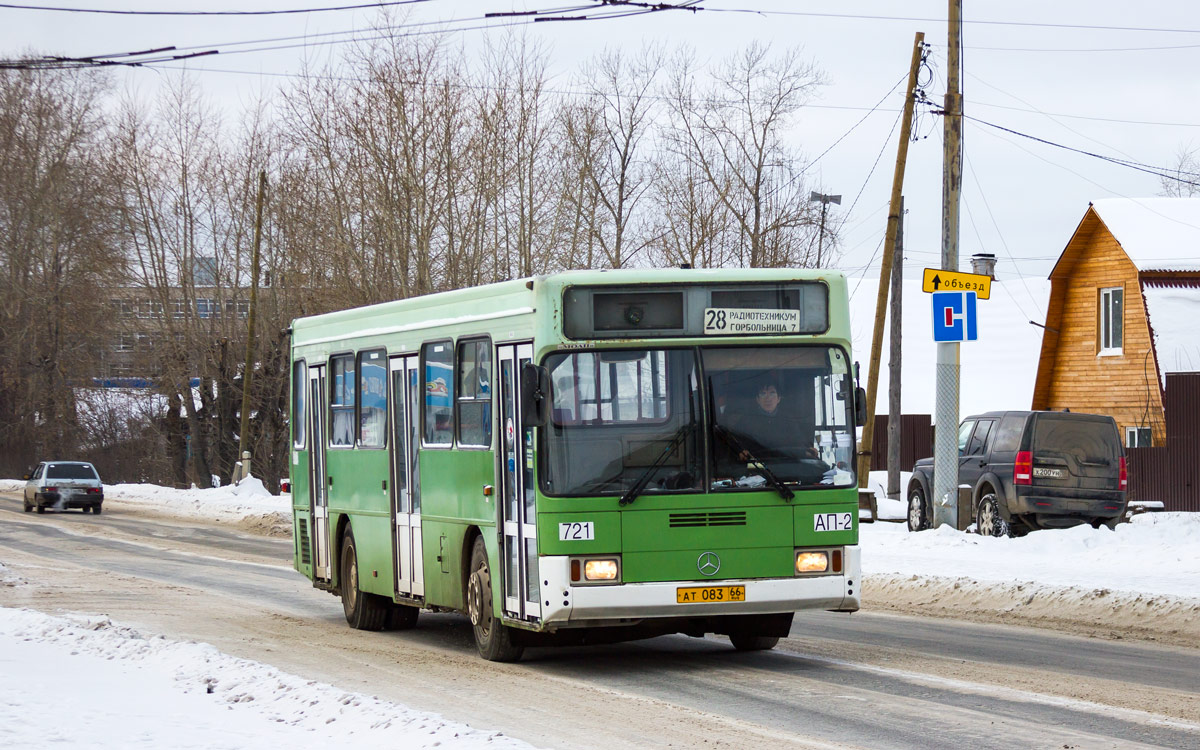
[676,585,745,604]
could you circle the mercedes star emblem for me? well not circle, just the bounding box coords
[697,551,721,576]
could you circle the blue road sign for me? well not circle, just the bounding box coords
[932,291,978,342]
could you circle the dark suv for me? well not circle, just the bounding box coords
[907,411,1127,536]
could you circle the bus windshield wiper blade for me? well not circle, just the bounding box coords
[712,424,795,502]
[619,425,692,507]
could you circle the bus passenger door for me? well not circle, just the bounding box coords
[389,355,423,598]
[497,343,540,622]
[308,365,331,582]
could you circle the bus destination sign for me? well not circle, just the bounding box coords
[703,307,801,335]
[921,268,991,299]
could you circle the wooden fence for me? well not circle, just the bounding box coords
[1127,372,1200,512]
[869,414,934,472]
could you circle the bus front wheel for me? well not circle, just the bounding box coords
[340,526,388,631]
[729,634,780,652]
[466,536,524,662]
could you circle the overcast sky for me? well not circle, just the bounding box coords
[5,0,1199,326]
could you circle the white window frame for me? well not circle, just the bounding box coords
[1125,426,1151,448]
[1099,286,1123,356]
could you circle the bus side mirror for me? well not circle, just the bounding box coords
[854,387,867,427]
[520,363,550,428]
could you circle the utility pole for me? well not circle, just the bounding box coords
[933,0,964,528]
[887,197,904,499]
[856,32,926,497]
[810,192,842,268]
[237,170,267,481]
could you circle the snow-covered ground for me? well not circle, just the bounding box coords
[0,605,533,750]
[3,475,1198,748]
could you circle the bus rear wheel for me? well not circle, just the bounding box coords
[466,536,523,662]
[340,526,388,631]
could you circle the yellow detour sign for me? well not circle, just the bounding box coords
[921,268,991,299]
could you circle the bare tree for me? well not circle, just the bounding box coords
[665,44,827,268]
[1160,144,1200,197]
[0,66,123,474]
[564,47,662,268]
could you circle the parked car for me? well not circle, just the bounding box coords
[23,461,105,514]
[906,411,1127,536]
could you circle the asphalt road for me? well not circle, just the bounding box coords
[1,493,1197,749]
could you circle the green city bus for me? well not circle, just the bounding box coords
[288,269,864,661]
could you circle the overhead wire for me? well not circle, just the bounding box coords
[0,0,434,15]
[0,1,698,69]
[952,113,1200,188]
[962,154,1044,320]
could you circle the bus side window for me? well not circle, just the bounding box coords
[330,354,355,447]
[422,341,454,446]
[457,338,492,448]
[357,349,387,448]
[292,359,306,449]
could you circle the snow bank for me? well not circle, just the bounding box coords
[103,478,291,523]
[0,607,535,750]
[862,512,1200,600]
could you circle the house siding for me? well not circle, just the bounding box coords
[1033,218,1167,444]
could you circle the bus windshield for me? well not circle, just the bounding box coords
[540,346,856,496]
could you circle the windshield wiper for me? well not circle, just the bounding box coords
[619,425,692,507]
[712,424,795,502]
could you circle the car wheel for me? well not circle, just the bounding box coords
[730,634,780,652]
[340,526,388,631]
[907,484,931,532]
[92,504,102,515]
[466,535,523,662]
[386,604,420,631]
[976,493,1010,537]
[36,503,45,514]
[23,500,32,512]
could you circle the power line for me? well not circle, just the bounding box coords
[0,0,695,69]
[696,8,1200,36]
[944,41,1200,54]
[968,99,1200,129]
[0,0,433,15]
[963,154,1044,321]
[949,112,1200,188]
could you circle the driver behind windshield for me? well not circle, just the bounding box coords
[714,375,827,487]
[727,378,819,463]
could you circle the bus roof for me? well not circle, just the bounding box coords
[291,268,849,349]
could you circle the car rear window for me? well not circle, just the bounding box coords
[991,415,1025,453]
[1032,416,1120,463]
[46,464,98,480]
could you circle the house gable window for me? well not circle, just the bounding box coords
[1099,286,1123,355]
[1126,426,1151,448]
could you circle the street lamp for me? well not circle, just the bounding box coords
[809,191,841,268]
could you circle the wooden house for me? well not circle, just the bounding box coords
[1031,198,1200,448]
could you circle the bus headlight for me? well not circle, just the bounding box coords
[585,559,620,581]
[571,557,621,584]
[795,551,829,574]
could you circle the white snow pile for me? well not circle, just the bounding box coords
[107,475,285,514]
[0,607,535,750]
[862,511,1200,600]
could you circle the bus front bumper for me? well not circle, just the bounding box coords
[536,546,860,626]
